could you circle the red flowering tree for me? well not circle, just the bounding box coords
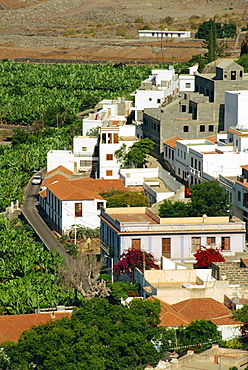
[194,246,225,268]
[113,248,159,281]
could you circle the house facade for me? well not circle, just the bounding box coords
[100,207,245,265]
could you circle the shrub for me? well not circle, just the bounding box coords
[194,246,225,268]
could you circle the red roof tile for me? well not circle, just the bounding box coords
[241,165,248,171]
[163,137,183,148]
[147,297,240,328]
[204,135,218,143]
[45,165,73,177]
[0,312,71,343]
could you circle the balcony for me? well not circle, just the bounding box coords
[237,176,248,184]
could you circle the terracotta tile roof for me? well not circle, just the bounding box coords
[45,165,73,177]
[0,312,71,343]
[47,181,104,201]
[147,297,240,328]
[70,177,126,193]
[171,298,238,324]
[42,173,70,187]
[39,189,47,198]
[163,137,183,148]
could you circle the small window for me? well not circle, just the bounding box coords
[149,98,152,101]
[207,237,216,245]
[82,147,87,151]
[132,239,141,250]
[97,202,104,210]
[221,237,230,250]
[182,105,187,112]
[192,237,201,251]
[107,133,112,144]
[238,191,241,202]
[183,125,189,132]
[106,170,113,176]
[200,125,205,132]
[102,133,106,144]
[75,203,82,217]
[106,154,113,161]
[157,99,161,104]
[113,133,118,143]
[162,238,171,258]
[185,83,191,88]
[240,71,243,78]
[178,168,180,175]
[209,125,214,132]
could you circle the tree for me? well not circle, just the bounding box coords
[178,319,221,348]
[236,54,248,73]
[60,253,111,300]
[159,200,189,218]
[100,190,149,207]
[115,138,155,168]
[232,304,248,323]
[0,298,168,369]
[159,181,230,218]
[194,246,225,268]
[189,180,230,217]
[113,248,159,282]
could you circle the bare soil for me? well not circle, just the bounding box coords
[0,0,247,62]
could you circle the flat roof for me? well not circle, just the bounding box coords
[109,213,158,224]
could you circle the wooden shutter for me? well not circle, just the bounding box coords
[132,239,141,250]
[162,238,171,258]
[221,237,230,250]
[75,203,82,217]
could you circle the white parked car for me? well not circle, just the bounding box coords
[31,175,42,185]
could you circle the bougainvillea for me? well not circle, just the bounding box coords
[194,246,225,268]
[113,248,159,280]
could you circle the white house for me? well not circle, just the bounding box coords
[81,97,133,136]
[39,166,127,234]
[100,207,246,265]
[138,30,191,39]
[47,136,98,175]
[99,124,139,179]
[131,68,179,121]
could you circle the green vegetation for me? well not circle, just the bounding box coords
[0,216,80,314]
[0,298,168,370]
[100,189,149,207]
[195,19,237,39]
[0,126,73,212]
[114,138,155,168]
[159,180,230,218]
[232,304,248,323]
[236,54,248,73]
[0,61,152,126]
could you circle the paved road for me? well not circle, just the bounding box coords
[21,169,72,265]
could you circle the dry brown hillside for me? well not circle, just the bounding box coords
[0,0,247,62]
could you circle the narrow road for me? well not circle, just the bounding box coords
[21,169,72,265]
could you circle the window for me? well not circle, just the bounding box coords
[231,71,236,80]
[178,168,180,175]
[75,203,82,217]
[97,202,104,210]
[200,125,205,132]
[157,99,161,104]
[132,239,141,250]
[191,157,193,167]
[238,191,241,202]
[80,160,92,167]
[207,237,216,245]
[209,125,214,132]
[162,238,171,258]
[192,237,201,251]
[82,147,87,151]
[102,133,106,144]
[181,105,186,112]
[114,133,118,143]
[107,133,112,144]
[240,71,243,78]
[183,125,189,132]
[106,170,113,176]
[165,147,168,158]
[106,154,113,161]
[185,83,191,88]
[221,237,230,250]
[149,98,152,101]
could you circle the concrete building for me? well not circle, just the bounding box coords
[143,60,248,158]
[138,30,191,39]
[100,207,245,266]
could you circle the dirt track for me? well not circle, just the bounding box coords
[0,0,246,62]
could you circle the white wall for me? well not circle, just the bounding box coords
[120,168,159,186]
[179,75,195,92]
[225,90,248,131]
[47,150,75,172]
[62,198,105,233]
